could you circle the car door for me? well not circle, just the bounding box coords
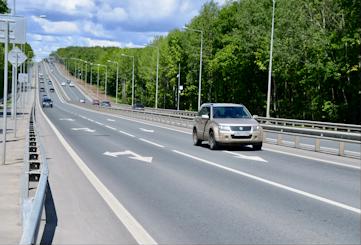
[198,106,210,139]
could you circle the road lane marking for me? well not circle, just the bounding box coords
[95,121,104,126]
[71,127,95,133]
[118,130,135,138]
[140,128,155,133]
[223,151,268,163]
[106,125,117,131]
[38,70,157,245]
[104,150,153,163]
[59,118,74,121]
[172,150,361,214]
[139,138,165,148]
[107,118,115,122]
[263,148,361,170]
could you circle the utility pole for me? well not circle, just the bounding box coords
[266,0,276,118]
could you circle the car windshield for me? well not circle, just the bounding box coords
[213,106,251,119]
[43,98,51,102]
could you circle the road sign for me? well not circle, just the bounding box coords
[18,73,28,83]
[8,47,27,66]
[0,15,26,44]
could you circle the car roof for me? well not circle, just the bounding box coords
[201,103,244,107]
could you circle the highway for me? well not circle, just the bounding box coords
[37,61,360,244]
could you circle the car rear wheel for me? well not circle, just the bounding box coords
[193,129,202,146]
[252,143,262,150]
[209,130,218,150]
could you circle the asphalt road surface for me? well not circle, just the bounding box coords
[37,61,361,244]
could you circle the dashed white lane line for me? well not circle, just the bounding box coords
[223,151,268,163]
[106,125,117,131]
[118,130,135,138]
[139,138,165,148]
[107,118,116,122]
[140,128,155,133]
[95,121,104,126]
[172,150,361,214]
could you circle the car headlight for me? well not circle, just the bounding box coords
[252,125,262,131]
[219,125,231,132]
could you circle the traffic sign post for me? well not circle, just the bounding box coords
[8,47,27,138]
[0,15,26,165]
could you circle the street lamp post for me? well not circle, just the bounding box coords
[107,60,119,104]
[184,26,203,110]
[145,45,160,108]
[266,0,276,118]
[121,54,135,107]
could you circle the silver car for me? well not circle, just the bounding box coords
[192,103,263,150]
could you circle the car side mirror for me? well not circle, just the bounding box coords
[201,114,209,119]
[252,115,258,119]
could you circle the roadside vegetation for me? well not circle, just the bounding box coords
[56,0,361,124]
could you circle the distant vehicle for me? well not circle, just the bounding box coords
[92,99,99,106]
[39,87,45,92]
[48,80,52,85]
[192,103,263,150]
[100,100,111,108]
[69,82,75,87]
[49,88,55,93]
[67,79,71,84]
[79,99,85,103]
[42,97,53,108]
[61,82,66,86]
[132,103,144,110]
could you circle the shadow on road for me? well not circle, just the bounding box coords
[40,181,58,245]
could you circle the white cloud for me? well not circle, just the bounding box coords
[97,4,128,23]
[82,21,108,37]
[83,38,121,47]
[32,16,79,34]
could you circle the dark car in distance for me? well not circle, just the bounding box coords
[42,97,53,108]
[100,100,111,108]
[132,103,144,110]
[39,87,45,92]
[49,88,55,93]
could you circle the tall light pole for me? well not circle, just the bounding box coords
[107,60,119,104]
[121,54,135,107]
[266,0,276,118]
[89,62,93,87]
[184,26,203,110]
[96,64,100,98]
[145,44,160,108]
[96,64,107,99]
[177,63,181,111]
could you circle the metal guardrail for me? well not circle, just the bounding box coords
[20,104,49,245]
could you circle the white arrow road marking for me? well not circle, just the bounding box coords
[71,128,96,133]
[140,128,154,133]
[103,150,152,163]
[107,118,115,122]
[223,151,268,163]
[59,118,75,121]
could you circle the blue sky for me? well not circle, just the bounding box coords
[13,0,226,60]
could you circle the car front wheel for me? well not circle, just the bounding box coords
[209,130,218,150]
[252,143,262,150]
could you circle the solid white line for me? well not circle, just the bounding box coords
[172,150,361,214]
[139,138,165,148]
[263,147,360,170]
[37,75,157,245]
[95,121,104,126]
[106,125,117,131]
[118,130,135,138]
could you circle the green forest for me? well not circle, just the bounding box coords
[0,0,34,98]
[56,0,361,124]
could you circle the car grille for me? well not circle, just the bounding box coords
[231,135,252,139]
[230,126,251,131]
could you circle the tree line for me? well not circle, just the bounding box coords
[55,0,361,124]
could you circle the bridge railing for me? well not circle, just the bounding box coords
[20,104,49,245]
